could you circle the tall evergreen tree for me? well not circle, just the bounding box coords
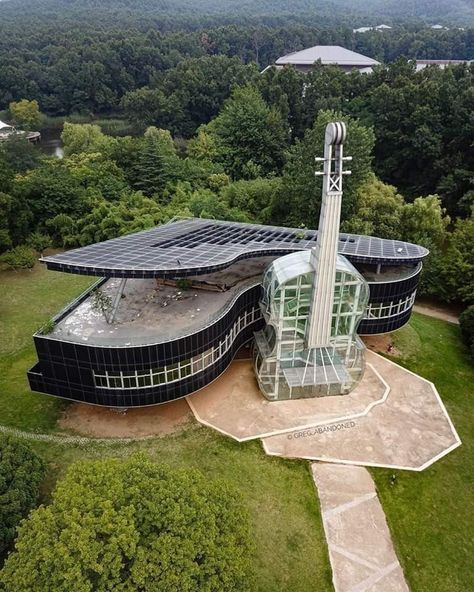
[131,131,172,197]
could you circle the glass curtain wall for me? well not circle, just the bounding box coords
[254,251,369,400]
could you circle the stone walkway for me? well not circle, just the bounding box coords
[312,463,409,592]
[413,304,459,325]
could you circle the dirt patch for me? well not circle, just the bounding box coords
[58,398,193,438]
[362,334,401,357]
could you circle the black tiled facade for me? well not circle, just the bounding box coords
[29,219,428,407]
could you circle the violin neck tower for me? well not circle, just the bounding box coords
[306,122,352,348]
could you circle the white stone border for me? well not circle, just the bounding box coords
[187,362,390,443]
[262,352,462,471]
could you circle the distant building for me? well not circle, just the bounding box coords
[0,120,14,140]
[353,27,372,34]
[415,59,471,71]
[0,119,41,143]
[430,24,448,30]
[265,45,380,74]
[353,24,392,33]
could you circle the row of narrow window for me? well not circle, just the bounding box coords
[365,292,416,319]
[94,306,260,390]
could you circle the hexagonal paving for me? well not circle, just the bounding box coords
[187,358,388,442]
[188,351,461,470]
[262,352,461,471]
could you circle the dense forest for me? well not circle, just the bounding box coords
[0,0,473,115]
[0,22,472,115]
[1,64,473,304]
[0,1,473,309]
[1,0,473,27]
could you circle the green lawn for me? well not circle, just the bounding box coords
[0,262,333,592]
[1,263,473,592]
[0,263,94,430]
[372,314,473,592]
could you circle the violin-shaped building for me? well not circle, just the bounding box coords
[28,124,428,407]
[255,122,370,400]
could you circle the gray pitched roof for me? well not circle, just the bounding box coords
[275,45,380,67]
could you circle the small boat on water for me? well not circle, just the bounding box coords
[0,120,41,143]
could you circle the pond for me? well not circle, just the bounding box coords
[39,127,64,158]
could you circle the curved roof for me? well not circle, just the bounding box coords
[41,218,429,279]
[275,45,380,67]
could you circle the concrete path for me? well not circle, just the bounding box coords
[312,463,409,592]
[413,304,459,325]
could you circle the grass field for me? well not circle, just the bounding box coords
[0,262,333,592]
[372,316,473,592]
[0,263,93,431]
[1,262,472,591]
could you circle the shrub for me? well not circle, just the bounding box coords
[0,245,36,270]
[0,454,255,592]
[459,305,474,361]
[90,288,113,322]
[176,278,192,290]
[26,232,51,255]
[40,319,56,335]
[0,436,45,555]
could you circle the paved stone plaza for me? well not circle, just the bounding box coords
[187,351,461,470]
[187,359,388,441]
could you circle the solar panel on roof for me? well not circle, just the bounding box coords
[40,217,429,278]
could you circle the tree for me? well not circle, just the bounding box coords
[401,195,450,247]
[341,174,404,239]
[259,65,306,140]
[61,123,114,157]
[8,99,42,129]
[441,213,474,304]
[0,245,36,270]
[273,110,374,227]
[459,305,474,362]
[71,191,182,246]
[0,454,255,592]
[187,129,218,161]
[0,135,39,175]
[205,85,288,180]
[0,151,14,194]
[130,128,181,197]
[120,88,180,133]
[13,159,87,226]
[64,152,129,201]
[27,232,52,256]
[90,288,113,323]
[0,436,45,555]
[186,188,250,222]
[155,56,259,137]
[45,214,76,248]
[0,192,32,253]
[398,195,450,300]
[221,177,283,223]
